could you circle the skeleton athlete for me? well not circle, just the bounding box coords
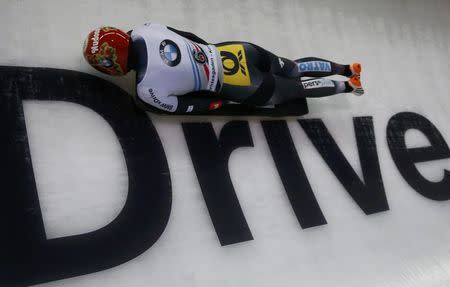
[83,23,363,114]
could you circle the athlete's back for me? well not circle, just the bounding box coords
[130,23,223,113]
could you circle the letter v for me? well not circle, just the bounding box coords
[299,117,389,214]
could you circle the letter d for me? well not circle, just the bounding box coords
[0,67,172,286]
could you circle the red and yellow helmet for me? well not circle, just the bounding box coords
[83,27,130,76]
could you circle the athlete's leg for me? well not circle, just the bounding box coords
[247,44,299,77]
[298,78,349,98]
[291,57,361,78]
[269,76,362,105]
[241,44,361,79]
[216,42,364,106]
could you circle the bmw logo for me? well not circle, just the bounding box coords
[159,39,181,67]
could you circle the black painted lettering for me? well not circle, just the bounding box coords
[299,117,389,214]
[261,121,327,228]
[182,121,253,246]
[387,112,450,200]
[0,67,171,286]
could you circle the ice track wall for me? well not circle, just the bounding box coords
[1,0,450,286]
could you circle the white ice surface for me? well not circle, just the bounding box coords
[2,0,450,286]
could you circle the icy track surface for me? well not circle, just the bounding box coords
[2,0,450,286]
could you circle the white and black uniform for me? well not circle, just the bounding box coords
[130,23,224,113]
[129,23,354,114]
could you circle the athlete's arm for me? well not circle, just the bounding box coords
[167,26,209,45]
[174,91,224,113]
[136,86,224,114]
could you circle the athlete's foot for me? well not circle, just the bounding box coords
[350,62,362,76]
[348,75,364,96]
